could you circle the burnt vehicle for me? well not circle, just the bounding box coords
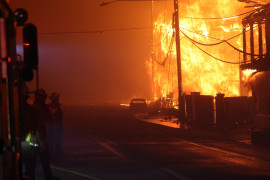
[129,98,147,113]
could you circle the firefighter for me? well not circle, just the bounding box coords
[32,88,60,180]
[21,85,40,180]
[48,92,63,156]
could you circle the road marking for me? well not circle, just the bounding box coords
[97,140,126,159]
[161,167,188,180]
[181,140,257,161]
[51,165,101,180]
[85,128,126,159]
[146,127,259,162]
[107,140,118,146]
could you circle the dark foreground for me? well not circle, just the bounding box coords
[41,105,270,180]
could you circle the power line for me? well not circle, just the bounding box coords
[152,25,256,65]
[180,29,245,65]
[166,55,172,96]
[180,26,243,43]
[162,31,175,65]
[153,19,173,46]
[153,27,172,46]
[180,25,263,57]
[180,9,257,20]
[152,31,175,66]
[39,27,152,35]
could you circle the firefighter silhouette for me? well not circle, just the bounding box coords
[48,92,63,156]
[21,85,40,180]
[32,88,60,180]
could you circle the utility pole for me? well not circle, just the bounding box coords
[151,0,155,101]
[173,0,186,126]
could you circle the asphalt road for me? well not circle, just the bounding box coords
[43,105,270,180]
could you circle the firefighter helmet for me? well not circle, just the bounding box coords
[49,92,59,102]
[35,88,47,99]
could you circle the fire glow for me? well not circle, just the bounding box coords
[242,69,257,82]
[148,0,259,103]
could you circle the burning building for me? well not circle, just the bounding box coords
[148,0,267,104]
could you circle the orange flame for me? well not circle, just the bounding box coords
[148,0,255,104]
[242,69,257,82]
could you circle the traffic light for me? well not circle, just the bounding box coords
[14,8,28,26]
[23,23,38,70]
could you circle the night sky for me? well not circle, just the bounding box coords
[10,0,155,105]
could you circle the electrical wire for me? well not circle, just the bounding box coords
[39,27,151,35]
[180,9,257,20]
[152,53,163,65]
[180,23,258,43]
[153,27,172,46]
[153,19,173,46]
[179,27,239,44]
[166,54,172,96]
[180,29,245,65]
[153,25,257,65]
[183,29,260,64]
[160,31,175,65]
[152,17,173,65]
[152,39,173,65]
[152,31,175,66]
[180,25,263,57]
[226,40,264,57]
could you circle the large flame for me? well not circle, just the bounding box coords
[148,0,259,103]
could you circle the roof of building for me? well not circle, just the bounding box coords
[242,4,270,26]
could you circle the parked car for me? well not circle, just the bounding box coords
[129,98,147,113]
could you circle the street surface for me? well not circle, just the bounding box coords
[41,105,270,180]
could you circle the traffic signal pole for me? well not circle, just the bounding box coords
[173,0,186,127]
